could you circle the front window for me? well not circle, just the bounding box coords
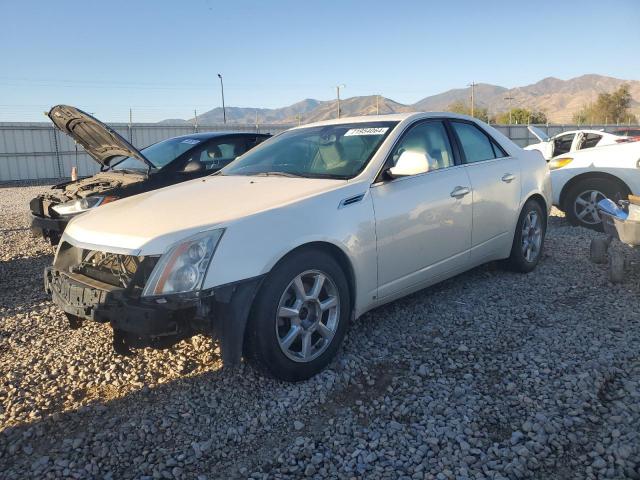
[222,122,397,179]
[196,138,249,170]
[553,133,575,156]
[113,137,206,171]
[389,121,454,171]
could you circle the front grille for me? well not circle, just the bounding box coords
[69,250,158,290]
[74,251,140,287]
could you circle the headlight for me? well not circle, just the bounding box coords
[52,195,116,215]
[548,157,573,170]
[142,229,225,297]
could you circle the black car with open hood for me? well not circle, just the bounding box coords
[30,105,270,244]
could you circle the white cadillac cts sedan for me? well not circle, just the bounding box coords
[46,113,551,381]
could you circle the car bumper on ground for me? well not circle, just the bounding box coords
[44,266,263,365]
[30,214,68,243]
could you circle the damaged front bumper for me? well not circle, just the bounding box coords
[29,196,71,244]
[31,214,69,244]
[44,267,262,365]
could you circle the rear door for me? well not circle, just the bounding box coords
[449,120,522,263]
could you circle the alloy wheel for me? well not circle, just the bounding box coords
[275,269,340,363]
[521,210,543,262]
[573,189,606,225]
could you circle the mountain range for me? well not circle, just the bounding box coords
[163,74,640,125]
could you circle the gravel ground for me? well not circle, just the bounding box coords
[1,184,639,480]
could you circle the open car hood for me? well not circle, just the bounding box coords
[48,105,152,169]
[527,125,550,143]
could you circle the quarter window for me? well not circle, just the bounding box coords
[579,133,602,149]
[451,121,501,163]
[390,121,454,172]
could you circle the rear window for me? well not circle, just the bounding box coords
[451,122,505,163]
[580,133,602,149]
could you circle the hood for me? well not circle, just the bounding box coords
[63,175,346,253]
[48,105,152,168]
[527,126,550,143]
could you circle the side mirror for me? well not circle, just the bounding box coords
[387,151,429,178]
[183,160,205,173]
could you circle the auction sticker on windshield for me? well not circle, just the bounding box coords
[344,128,389,136]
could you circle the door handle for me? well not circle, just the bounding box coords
[502,173,516,183]
[450,186,471,199]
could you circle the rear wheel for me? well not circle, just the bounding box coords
[564,178,628,231]
[244,249,350,381]
[506,199,546,273]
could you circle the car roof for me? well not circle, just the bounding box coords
[555,129,609,135]
[168,131,270,141]
[293,112,481,130]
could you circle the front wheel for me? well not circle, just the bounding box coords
[244,249,351,381]
[506,199,546,273]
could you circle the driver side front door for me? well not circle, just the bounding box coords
[371,120,473,302]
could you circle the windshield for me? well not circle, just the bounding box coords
[112,137,205,171]
[222,122,397,179]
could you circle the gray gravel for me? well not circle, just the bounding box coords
[1,184,639,479]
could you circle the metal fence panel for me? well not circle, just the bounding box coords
[1,121,637,182]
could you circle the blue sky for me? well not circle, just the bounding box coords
[0,0,638,122]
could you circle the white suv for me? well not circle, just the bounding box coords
[46,113,551,380]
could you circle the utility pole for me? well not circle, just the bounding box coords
[336,84,346,119]
[503,96,514,125]
[467,82,477,117]
[255,110,259,132]
[194,109,198,132]
[217,73,226,124]
[295,114,302,126]
[376,95,380,115]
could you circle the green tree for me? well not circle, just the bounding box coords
[495,108,547,125]
[446,100,489,123]
[573,84,637,124]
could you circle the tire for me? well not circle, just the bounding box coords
[244,249,351,381]
[64,312,83,329]
[564,178,628,231]
[589,238,609,264]
[507,199,546,273]
[609,251,625,283]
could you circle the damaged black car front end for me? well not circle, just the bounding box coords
[31,104,270,245]
[45,240,262,365]
[31,173,143,244]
